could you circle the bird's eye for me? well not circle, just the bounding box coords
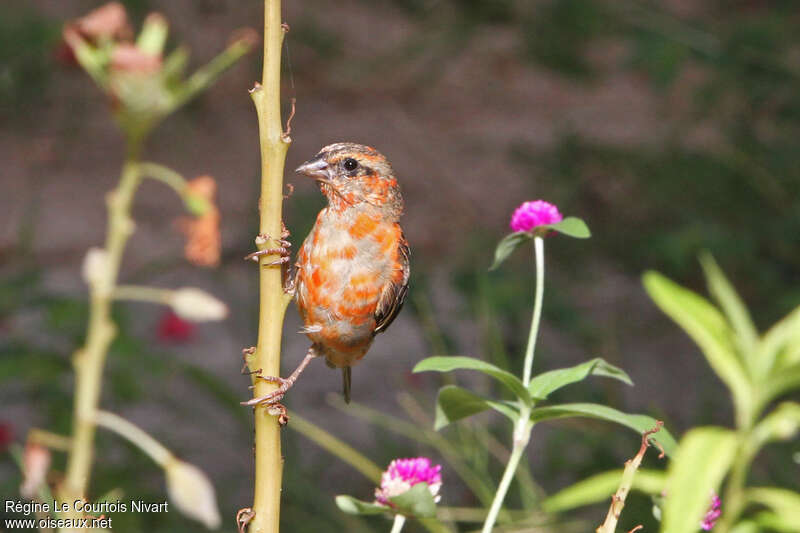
[342,158,359,172]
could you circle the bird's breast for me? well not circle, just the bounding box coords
[295,209,402,347]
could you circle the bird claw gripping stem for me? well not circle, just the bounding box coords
[240,347,317,418]
[243,222,291,265]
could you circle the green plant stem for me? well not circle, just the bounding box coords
[28,429,72,452]
[480,415,532,533]
[59,140,143,531]
[246,1,291,532]
[113,284,173,304]
[596,423,662,533]
[137,161,188,195]
[390,515,407,533]
[483,236,545,532]
[716,436,755,533]
[522,237,544,387]
[94,410,172,466]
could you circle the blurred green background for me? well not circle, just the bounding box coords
[1,0,798,531]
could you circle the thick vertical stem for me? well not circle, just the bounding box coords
[59,143,142,532]
[247,1,290,532]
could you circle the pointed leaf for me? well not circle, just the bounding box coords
[759,304,800,374]
[530,403,676,456]
[335,495,388,516]
[699,253,758,365]
[435,385,519,430]
[390,482,437,518]
[542,469,666,513]
[414,356,531,404]
[747,487,800,524]
[544,217,591,239]
[661,427,738,533]
[751,511,797,533]
[643,271,752,419]
[528,358,633,400]
[763,363,800,404]
[753,402,800,450]
[490,231,531,271]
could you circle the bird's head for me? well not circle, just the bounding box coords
[295,142,403,218]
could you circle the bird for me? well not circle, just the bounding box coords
[244,143,410,407]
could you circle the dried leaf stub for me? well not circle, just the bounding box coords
[180,176,221,267]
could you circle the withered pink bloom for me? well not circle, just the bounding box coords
[510,200,563,233]
[701,493,721,530]
[110,43,162,74]
[20,443,51,499]
[74,2,132,41]
[375,457,442,506]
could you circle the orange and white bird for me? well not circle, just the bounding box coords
[247,143,410,406]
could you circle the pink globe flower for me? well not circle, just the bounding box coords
[510,200,563,233]
[374,457,442,506]
[700,493,721,531]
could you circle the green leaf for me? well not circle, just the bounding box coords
[763,363,800,405]
[390,483,437,518]
[542,469,666,513]
[544,216,591,238]
[699,252,758,366]
[489,231,531,271]
[751,511,797,533]
[759,304,800,375]
[414,356,531,405]
[530,403,677,456]
[661,427,738,533]
[643,271,752,422]
[434,385,519,430]
[753,402,800,450]
[728,521,761,533]
[746,487,800,530]
[335,495,388,516]
[527,357,633,400]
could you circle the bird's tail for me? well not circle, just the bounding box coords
[342,367,352,404]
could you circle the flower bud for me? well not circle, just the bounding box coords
[82,247,109,286]
[20,443,51,499]
[164,458,221,529]
[170,288,228,322]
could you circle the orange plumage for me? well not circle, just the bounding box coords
[293,143,410,402]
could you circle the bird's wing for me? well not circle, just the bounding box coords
[373,231,410,335]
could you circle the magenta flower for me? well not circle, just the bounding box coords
[700,493,721,531]
[374,457,442,505]
[510,200,563,233]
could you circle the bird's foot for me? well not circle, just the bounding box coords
[239,347,317,424]
[241,374,293,405]
[245,226,291,265]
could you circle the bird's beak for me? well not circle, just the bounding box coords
[295,157,330,181]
